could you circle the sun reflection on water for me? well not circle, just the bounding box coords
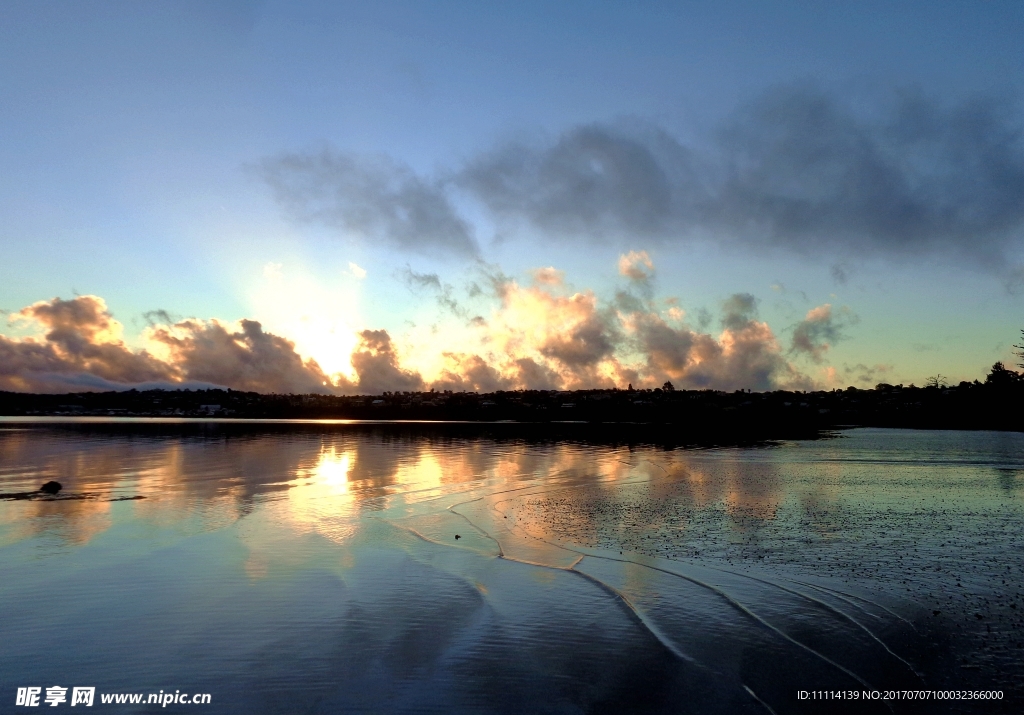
[277,446,359,543]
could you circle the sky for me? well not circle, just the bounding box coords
[2,0,1023,394]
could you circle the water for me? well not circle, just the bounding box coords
[1,420,1021,713]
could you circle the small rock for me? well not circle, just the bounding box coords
[39,481,62,495]
[455,534,461,540]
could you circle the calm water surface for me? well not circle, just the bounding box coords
[1,421,1022,714]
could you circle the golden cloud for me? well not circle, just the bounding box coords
[2,266,823,395]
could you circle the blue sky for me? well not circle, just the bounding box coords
[2,1,1023,393]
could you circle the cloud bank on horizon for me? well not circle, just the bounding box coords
[262,85,1024,276]
[1,254,864,395]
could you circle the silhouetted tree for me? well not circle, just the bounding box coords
[1014,330,1024,370]
[985,362,1020,386]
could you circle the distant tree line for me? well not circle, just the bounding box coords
[1,360,1023,439]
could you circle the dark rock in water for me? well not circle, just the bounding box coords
[39,481,62,495]
[455,534,461,540]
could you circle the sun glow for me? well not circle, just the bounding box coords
[250,261,363,380]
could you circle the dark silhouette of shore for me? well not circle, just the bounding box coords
[2,363,1021,443]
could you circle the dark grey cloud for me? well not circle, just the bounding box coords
[142,309,176,327]
[463,86,1024,269]
[829,262,852,285]
[840,362,893,387]
[260,150,477,257]
[459,124,701,239]
[399,267,465,317]
[708,86,1024,265]
[720,293,759,331]
[264,86,1023,269]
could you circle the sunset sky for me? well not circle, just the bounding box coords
[2,1,1023,394]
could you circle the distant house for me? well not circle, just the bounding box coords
[199,404,221,415]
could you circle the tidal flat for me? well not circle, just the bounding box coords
[1,420,1021,713]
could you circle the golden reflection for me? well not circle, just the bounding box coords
[3,429,787,559]
[241,445,360,579]
[274,445,359,544]
[390,452,444,494]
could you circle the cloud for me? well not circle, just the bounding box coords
[1,275,827,396]
[348,329,424,394]
[618,250,654,281]
[0,296,421,396]
[422,274,814,392]
[789,304,859,362]
[142,309,176,327]
[147,318,332,394]
[720,293,759,331]
[628,293,812,392]
[490,281,622,388]
[400,267,465,317]
[708,86,1024,267]
[529,266,565,285]
[459,123,698,239]
[348,262,367,279]
[823,362,893,388]
[468,86,1024,269]
[508,357,562,390]
[0,296,176,392]
[431,353,511,392]
[260,149,478,257]
[410,276,628,391]
[830,263,851,285]
[267,86,1024,274]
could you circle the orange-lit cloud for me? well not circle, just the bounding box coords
[418,265,811,392]
[789,303,859,363]
[3,261,827,395]
[530,266,565,286]
[348,329,424,393]
[625,293,813,391]
[618,250,654,281]
[476,277,625,389]
[1,296,176,392]
[147,318,332,394]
